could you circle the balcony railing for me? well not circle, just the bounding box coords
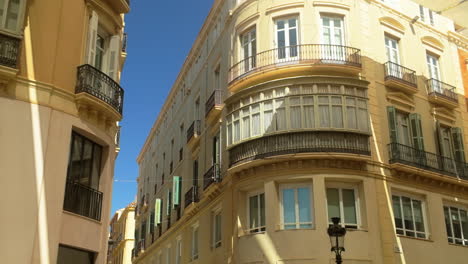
[203,164,220,190]
[184,186,199,206]
[187,120,201,143]
[384,61,417,87]
[229,44,361,83]
[229,131,370,167]
[122,33,127,53]
[388,142,468,180]
[426,79,458,103]
[0,33,20,68]
[205,90,223,116]
[76,64,124,114]
[63,180,103,221]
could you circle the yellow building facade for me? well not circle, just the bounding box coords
[0,0,129,263]
[134,0,468,264]
[108,203,136,264]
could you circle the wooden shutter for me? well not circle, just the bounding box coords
[166,190,171,216]
[155,198,162,224]
[108,35,120,81]
[451,127,466,162]
[409,113,424,150]
[172,176,181,208]
[87,11,98,65]
[435,121,446,157]
[387,106,398,143]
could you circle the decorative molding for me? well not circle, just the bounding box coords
[313,1,350,10]
[447,31,468,51]
[379,16,405,34]
[431,107,456,124]
[421,36,445,52]
[386,92,415,111]
[265,2,305,15]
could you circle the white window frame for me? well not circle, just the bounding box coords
[240,27,257,72]
[443,203,468,246]
[175,236,182,264]
[0,0,27,34]
[246,190,266,233]
[212,207,222,249]
[274,16,300,61]
[279,183,314,230]
[320,15,345,46]
[392,191,429,239]
[191,222,199,260]
[325,183,361,229]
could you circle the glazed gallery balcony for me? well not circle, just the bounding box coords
[75,64,124,115]
[384,61,417,93]
[228,44,362,84]
[388,143,468,180]
[229,131,370,167]
[63,180,103,221]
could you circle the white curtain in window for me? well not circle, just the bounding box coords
[251,103,261,136]
[332,96,343,128]
[263,100,274,133]
[276,99,286,130]
[318,96,330,128]
[242,107,250,140]
[346,97,357,129]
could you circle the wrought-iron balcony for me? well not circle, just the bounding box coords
[229,131,371,167]
[388,142,468,180]
[184,186,199,207]
[203,164,220,190]
[228,44,362,85]
[205,90,223,124]
[63,180,103,221]
[76,64,124,115]
[426,79,458,108]
[384,61,417,93]
[122,33,128,53]
[0,33,20,74]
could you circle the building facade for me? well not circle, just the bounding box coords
[108,203,136,264]
[0,0,129,263]
[134,0,468,264]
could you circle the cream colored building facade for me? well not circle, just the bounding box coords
[134,0,468,264]
[108,203,136,264]
[0,0,129,263]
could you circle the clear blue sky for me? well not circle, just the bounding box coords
[111,1,214,216]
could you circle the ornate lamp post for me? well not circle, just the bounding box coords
[327,217,347,264]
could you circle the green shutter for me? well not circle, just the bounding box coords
[155,198,162,225]
[387,106,398,143]
[173,176,181,208]
[409,113,425,151]
[451,127,466,162]
[436,121,446,157]
[166,190,171,216]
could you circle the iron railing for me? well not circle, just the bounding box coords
[426,79,458,103]
[63,180,103,221]
[0,33,20,68]
[229,44,361,82]
[187,120,201,142]
[122,33,127,52]
[205,90,223,116]
[384,61,417,87]
[229,131,370,166]
[203,164,220,190]
[76,64,124,114]
[184,186,199,206]
[388,142,468,180]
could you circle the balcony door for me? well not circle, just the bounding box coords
[385,36,401,78]
[275,17,298,62]
[241,28,256,74]
[426,53,442,92]
[321,16,345,62]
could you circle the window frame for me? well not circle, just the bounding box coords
[0,0,27,34]
[175,236,182,264]
[325,182,361,229]
[246,190,266,233]
[443,203,468,246]
[191,222,199,260]
[212,207,222,249]
[279,183,314,230]
[392,191,429,239]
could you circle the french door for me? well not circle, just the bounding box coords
[427,54,441,93]
[242,28,256,73]
[321,16,345,62]
[385,36,401,78]
[275,17,298,62]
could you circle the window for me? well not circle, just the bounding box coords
[392,194,427,238]
[214,65,220,91]
[281,184,313,229]
[175,238,182,264]
[436,124,465,163]
[326,185,360,228]
[193,160,198,187]
[275,17,298,60]
[426,53,440,82]
[241,28,256,72]
[212,209,222,248]
[166,246,171,264]
[321,15,345,61]
[387,107,424,150]
[57,245,95,264]
[444,205,468,246]
[191,224,199,260]
[158,252,163,264]
[0,0,25,33]
[212,132,221,166]
[419,5,435,26]
[248,192,266,233]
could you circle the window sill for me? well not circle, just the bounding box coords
[239,231,266,238]
[275,227,315,232]
[397,234,433,242]
[0,28,23,39]
[447,242,468,248]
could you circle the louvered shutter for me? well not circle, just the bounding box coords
[107,35,120,81]
[451,127,466,162]
[173,176,181,208]
[387,106,398,143]
[155,198,162,225]
[87,11,98,66]
[409,113,424,151]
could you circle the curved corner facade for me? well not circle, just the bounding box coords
[134,1,468,264]
[0,0,128,263]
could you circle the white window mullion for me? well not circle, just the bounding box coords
[338,189,344,225]
[399,197,406,232]
[294,189,299,228]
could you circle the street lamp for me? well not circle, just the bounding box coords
[327,217,346,264]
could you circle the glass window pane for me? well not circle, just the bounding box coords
[392,196,403,229]
[282,189,296,226]
[327,188,340,221]
[90,145,102,190]
[249,195,259,229]
[451,207,462,239]
[260,193,265,228]
[460,210,468,243]
[80,140,93,186]
[69,135,83,182]
[290,106,301,129]
[5,0,20,31]
[298,187,311,225]
[444,207,452,238]
[402,197,414,234]
[343,189,357,224]
[412,200,425,233]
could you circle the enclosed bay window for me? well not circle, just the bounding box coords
[444,205,468,246]
[248,192,266,233]
[326,185,360,228]
[392,194,427,239]
[280,184,313,229]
